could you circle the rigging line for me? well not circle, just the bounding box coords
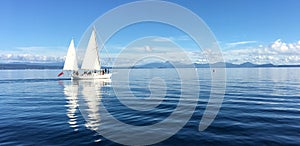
[92,26,101,67]
[95,29,112,66]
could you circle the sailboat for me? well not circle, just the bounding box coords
[58,29,112,80]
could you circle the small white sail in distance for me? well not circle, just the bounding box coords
[81,29,101,70]
[63,39,79,71]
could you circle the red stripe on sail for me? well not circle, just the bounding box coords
[57,72,64,77]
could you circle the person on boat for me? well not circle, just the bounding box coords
[73,71,79,76]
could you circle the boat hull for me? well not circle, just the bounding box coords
[71,73,111,80]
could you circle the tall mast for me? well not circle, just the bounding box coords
[93,26,101,70]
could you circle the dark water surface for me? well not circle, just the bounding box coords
[0,68,299,145]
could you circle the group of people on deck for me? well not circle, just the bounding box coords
[101,68,109,75]
[72,68,110,76]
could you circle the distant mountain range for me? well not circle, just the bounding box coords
[0,62,300,69]
[0,62,64,69]
[131,61,300,68]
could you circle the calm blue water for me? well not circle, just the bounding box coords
[0,68,299,145]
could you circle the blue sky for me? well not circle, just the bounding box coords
[0,0,299,64]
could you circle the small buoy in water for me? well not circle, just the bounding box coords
[213,69,215,72]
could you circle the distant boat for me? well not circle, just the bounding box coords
[58,28,111,80]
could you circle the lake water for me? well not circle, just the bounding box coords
[0,68,299,145]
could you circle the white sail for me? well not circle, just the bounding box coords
[81,30,101,70]
[63,39,79,71]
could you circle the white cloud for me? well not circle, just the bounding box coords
[2,39,299,65]
[109,39,300,66]
[0,54,64,63]
[0,45,67,63]
[152,35,191,42]
[112,45,194,67]
[144,45,153,52]
[223,39,300,65]
[152,37,170,42]
[15,46,66,56]
[171,35,191,41]
[226,40,257,47]
[269,39,300,54]
[187,39,300,65]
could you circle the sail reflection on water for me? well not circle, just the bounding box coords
[63,79,111,132]
[63,81,79,131]
[80,80,102,131]
[66,79,110,131]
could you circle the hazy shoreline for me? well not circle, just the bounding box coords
[1,62,300,70]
